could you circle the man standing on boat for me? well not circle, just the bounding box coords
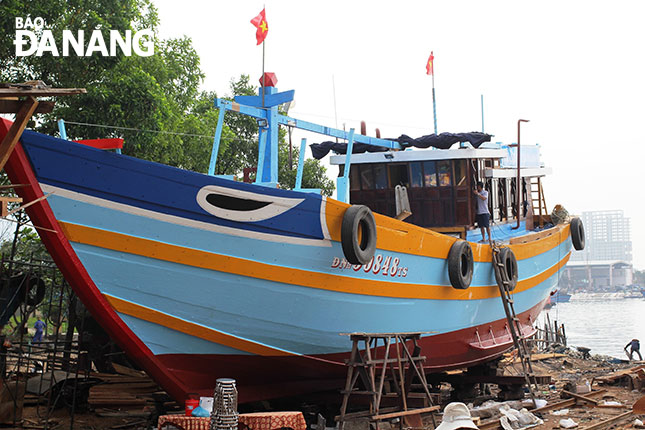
[473,181,491,243]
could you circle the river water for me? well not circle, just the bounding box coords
[538,294,645,359]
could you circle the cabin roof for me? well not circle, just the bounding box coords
[329,147,506,165]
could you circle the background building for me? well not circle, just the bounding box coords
[570,210,632,262]
[564,210,633,290]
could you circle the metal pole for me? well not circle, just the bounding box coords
[261,40,266,107]
[432,72,437,134]
[332,74,339,143]
[481,95,485,133]
[513,119,530,229]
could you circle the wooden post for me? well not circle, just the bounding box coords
[0,97,38,171]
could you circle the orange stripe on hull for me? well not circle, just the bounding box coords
[323,198,570,261]
[104,294,294,356]
[60,222,570,300]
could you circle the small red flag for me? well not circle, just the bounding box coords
[426,51,434,75]
[251,8,269,45]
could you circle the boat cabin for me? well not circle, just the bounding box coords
[330,144,551,234]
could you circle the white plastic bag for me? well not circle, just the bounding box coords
[559,418,578,428]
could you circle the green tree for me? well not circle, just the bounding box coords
[1,0,207,168]
[0,3,334,188]
[279,144,335,196]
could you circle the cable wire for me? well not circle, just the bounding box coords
[62,120,216,139]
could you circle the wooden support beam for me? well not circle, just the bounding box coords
[0,196,23,217]
[0,100,54,114]
[561,390,599,405]
[0,184,29,189]
[580,410,632,430]
[370,405,439,421]
[335,407,399,421]
[5,193,51,218]
[0,96,38,171]
[0,88,86,97]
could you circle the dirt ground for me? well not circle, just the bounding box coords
[473,352,645,429]
[6,350,645,430]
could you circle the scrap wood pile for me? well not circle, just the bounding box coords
[594,365,645,392]
[466,355,645,429]
[473,388,644,429]
[88,364,162,412]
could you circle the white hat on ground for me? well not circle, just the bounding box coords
[436,402,479,430]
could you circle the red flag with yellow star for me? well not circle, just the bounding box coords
[251,8,268,45]
[426,51,434,75]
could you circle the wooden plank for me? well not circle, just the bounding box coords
[0,96,38,171]
[0,88,86,97]
[532,390,607,413]
[510,352,567,363]
[0,184,29,189]
[0,100,54,114]
[509,228,555,244]
[580,410,632,430]
[335,406,399,421]
[5,192,51,217]
[112,363,148,378]
[371,405,439,420]
[595,403,628,409]
[429,226,467,239]
[561,390,599,405]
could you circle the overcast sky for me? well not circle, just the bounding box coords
[154,0,645,269]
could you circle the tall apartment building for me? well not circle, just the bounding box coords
[565,210,633,290]
[569,210,632,262]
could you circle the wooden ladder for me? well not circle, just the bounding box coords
[529,177,548,227]
[491,244,539,407]
[336,332,438,430]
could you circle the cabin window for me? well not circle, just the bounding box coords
[410,162,423,188]
[454,160,467,187]
[422,161,437,187]
[360,164,374,190]
[388,164,410,188]
[437,160,452,186]
[374,164,388,189]
[350,165,361,190]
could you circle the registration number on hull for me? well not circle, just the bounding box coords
[331,255,408,277]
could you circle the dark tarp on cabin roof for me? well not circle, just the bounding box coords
[309,132,493,160]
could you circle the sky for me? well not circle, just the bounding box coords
[152,0,645,269]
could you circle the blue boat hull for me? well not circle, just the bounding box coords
[2,121,573,402]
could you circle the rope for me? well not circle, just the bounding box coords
[62,121,216,139]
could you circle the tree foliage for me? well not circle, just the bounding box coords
[0,0,334,193]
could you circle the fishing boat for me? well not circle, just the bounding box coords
[0,78,585,404]
[552,291,572,303]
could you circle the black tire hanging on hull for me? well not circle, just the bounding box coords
[448,240,474,290]
[570,217,585,251]
[341,205,377,265]
[495,247,518,291]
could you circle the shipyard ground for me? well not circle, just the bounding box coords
[3,348,643,430]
